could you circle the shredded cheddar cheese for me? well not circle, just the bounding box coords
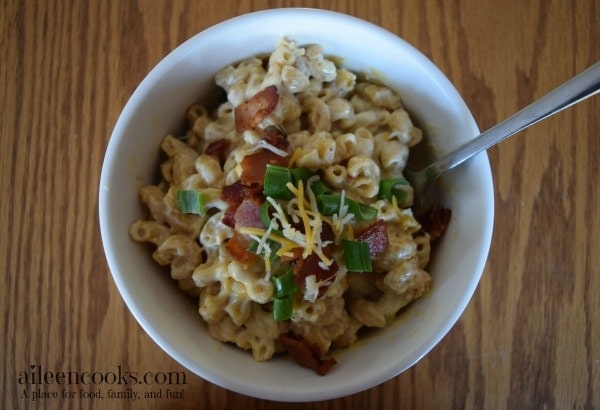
[391,195,401,216]
[304,272,336,303]
[295,181,314,259]
[285,179,334,266]
[255,139,289,157]
[243,174,338,273]
[287,147,303,168]
[303,275,320,303]
[239,227,300,253]
[331,189,355,244]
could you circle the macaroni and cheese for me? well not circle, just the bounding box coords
[130,39,436,375]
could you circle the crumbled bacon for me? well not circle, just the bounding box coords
[221,148,285,228]
[220,181,264,228]
[262,126,289,150]
[293,253,338,298]
[222,208,237,228]
[418,204,452,240]
[233,199,264,229]
[277,333,337,376]
[240,149,288,186]
[221,182,245,227]
[355,220,389,256]
[205,139,230,163]
[320,223,335,253]
[226,233,258,262]
[235,85,280,133]
[221,181,245,205]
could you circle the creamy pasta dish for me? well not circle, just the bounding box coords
[129,39,449,375]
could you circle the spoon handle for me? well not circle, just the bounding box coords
[427,61,600,175]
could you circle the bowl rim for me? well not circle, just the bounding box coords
[99,7,494,401]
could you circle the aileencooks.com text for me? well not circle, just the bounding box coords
[17,364,188,386]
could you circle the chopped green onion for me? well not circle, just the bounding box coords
[176,190,205,215]
[379,177,409,198]
[289,167,312,186]
[272,294,294,321]
[342,239,372,272]
[268,243,282,266]
[349,200,378,221]
[263,165,293,200]
[317,194,377,221]
[310,180,332,197]
[259,201,273,228]
[271,265,296,321]
[258,201,284,236]
[391,188,408,205]
[271,265,296,297]
[247,239,259,253]
[248,238,281,265]
[316,194,342,216]
[378,178,412,206]
[263,165,317,200]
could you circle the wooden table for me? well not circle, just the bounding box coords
[2,1,598,408]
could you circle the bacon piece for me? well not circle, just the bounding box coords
[243,183,264,198]
[419,204,452,240]
[293,253,338,298]
[222,209,236,228]
[320,223,336,257]
[235,85,279,133]
[205,139,231,163]
[277,333,337,376]
[240,149,288,186]
[262,126,289,150]
[233,199,264,229]
[221,181,245,227]
[226,233,258,262]
[355,220,389,256]
[220,181,264,228]
[221,181,245,205]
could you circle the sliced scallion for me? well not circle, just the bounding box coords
[248,238,282,265]
[317,194,377,221]
[271,265,296,297]
[263,165,293,200]
[342,239,372,272]
[258,201,284,237]
[310,180,332,197]
[264,165,318,200]
[272,294,294,321]
[316,194,342,216]
[176,190,205,215]
[378,177,412,207]
[349,200,378,221]
[259,201,273,228]
[266,240,282,266]
[271,265,296,321]
[247,239,259,254]
[290,167,312,186]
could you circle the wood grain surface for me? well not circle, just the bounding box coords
[1,1,598,408]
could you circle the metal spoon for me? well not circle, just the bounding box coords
[404,61,600,213]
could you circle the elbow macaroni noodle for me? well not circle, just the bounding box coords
[130,39,432,366]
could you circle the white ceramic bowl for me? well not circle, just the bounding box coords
[99,8,494,402]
